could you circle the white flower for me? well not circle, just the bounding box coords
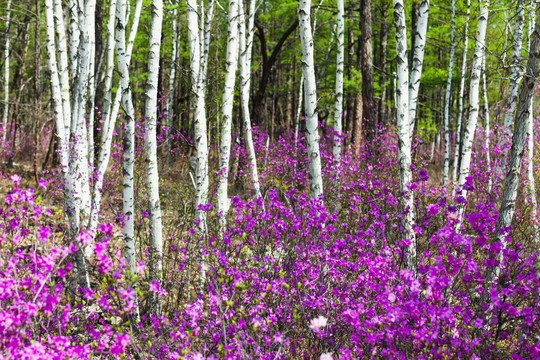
[320,353,333,360]
[309,315,328,331]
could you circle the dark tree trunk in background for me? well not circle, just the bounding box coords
[33,0,41,182]
[378,0,389,124]
[359,0,375,140]
[346,11,356,147]
[253,19,298,126]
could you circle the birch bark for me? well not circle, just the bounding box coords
[481,55,492,191]
[527,8,539,244]
[217,0,240,227]
[443,0,455,186]
[2,0,11,143]
[187,0,210,291]
[452,0,471,183]
[408,0,430,131]
[166,6,179,152]
[238,0,262,200]
[493,3,540,279]
[457,0,489,225]
[299,0,324,199]
[45,0,90,290]
[333,0,345,176]
[116,0,141,321]
[497,0,525,182]
[393,0,415,271]
[144,0,164,315]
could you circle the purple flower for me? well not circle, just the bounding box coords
[38,178,47,190]
[10,174,21,186]
[418,169,429,182]
[426,203,439,216]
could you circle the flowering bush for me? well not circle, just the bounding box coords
[0,178,131,359]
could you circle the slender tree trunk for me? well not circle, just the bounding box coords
[481,54,492,191]
[217,0,240,229]
[89,0,142,243]
[187,0,210,293]
[393,0,415,272]
[333,0,345,178]
[2,0,11,143]
[492,3,540,280]
[497,0,525,183]
[527,9,539,244]
[443,0,455,186]
[299,0,324,199]
[33,0,41,181]
[457,0,489,227]
[239,0,262,200]
[45,0,90,290]
[378,0,389,125]
[408,0,430,132]
[114,0,141,322]
[144,0,164,315]
[452,0,471,183]
[166,7,179,154]
[359,0,375,138]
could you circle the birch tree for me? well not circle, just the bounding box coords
[88,0,143,240]
[144,0,165,315]
[497,0,525,182]
[217,0,240,228]
[408,0,430,131]
[333,0,345,175]
[492,3,540,280]
[116,0,141,321]
[2,0,11,143]
[45,0,91,290]
[443,0,455,186]
[481,55,492,191]
[187,0,211,291]
[527,9,539,244]
[452,0,471,182]
[238,0,263,200]
[457,0,489,226]
[393,0,415,271]
[298,0,324,199]
[166,5,179,153]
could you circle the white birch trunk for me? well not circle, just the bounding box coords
[187,0,210,292]
[482,54,492,191]
[333,0,345,178]
[101,0,142,150]
[201,0,215,86]
[68,0,80,74]
[452,0,471,184]
[443,0,455,186]
[457,0,489,225]
[527,8,539,245]
[299,0,324,199]
[45,0,90,290]
[238,0,262,200]
[393,0,415,271]
[498,0,525,180]
[217,0,240,227]
[116,0,140,321]
[2,0,11,143]
[88,0,142,240]
[408,0,430,131]
[294,77,304,140]
[144,0,164,315]
[493,4,540,279]
[53,0,72,144]
[71,0,95,252]
[165,6,179,151]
